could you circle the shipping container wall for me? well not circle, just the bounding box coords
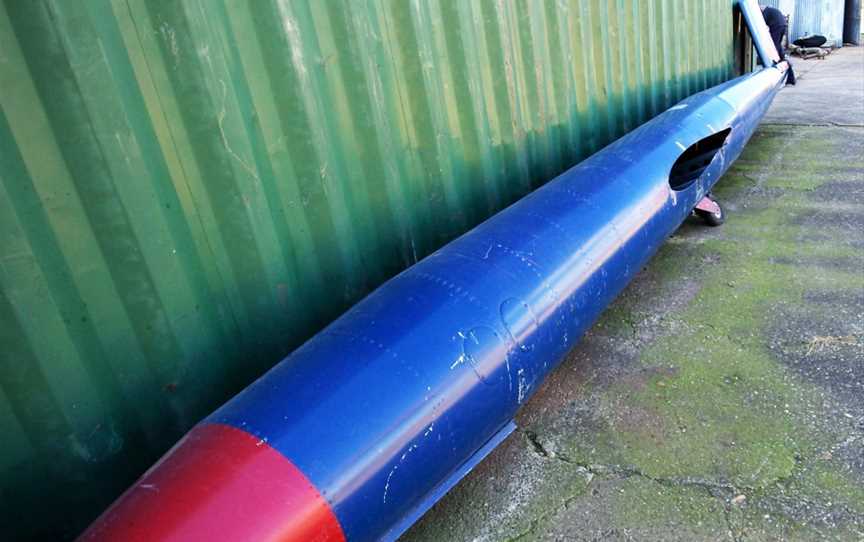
[792,0,847,45]
[762,0,846,47]
[0,0,734,538]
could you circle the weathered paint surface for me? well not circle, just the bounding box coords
[790,0,847,46]
[403,47,864,542]
[0,0,733,538]
[765,0,848,46]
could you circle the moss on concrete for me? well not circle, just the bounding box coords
[575,125,863,537]
[610,476,728,532]
[405,116,863,541]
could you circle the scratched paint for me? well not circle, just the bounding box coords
[195,56,789,542]
[0,0,733,538]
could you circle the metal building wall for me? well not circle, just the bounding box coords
[763,0,847,46]
[0,0,733,538]
[791,0,847,45]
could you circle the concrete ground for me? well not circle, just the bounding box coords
[403,47,864,541]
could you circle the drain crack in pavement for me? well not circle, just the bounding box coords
[520,428,864,537]
[523,429,745,494]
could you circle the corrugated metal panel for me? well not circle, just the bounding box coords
[0,0,734,538]
[791,0,847,45]
[762,0,846,47]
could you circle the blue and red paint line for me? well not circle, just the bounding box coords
[79,423,345,542]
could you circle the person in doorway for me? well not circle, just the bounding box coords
[760,4,797,84]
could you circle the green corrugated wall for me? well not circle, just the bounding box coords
[0,0,734,538]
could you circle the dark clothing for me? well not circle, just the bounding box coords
[761,6,796,84]
[793,35,827,47]
[762,6,787,34]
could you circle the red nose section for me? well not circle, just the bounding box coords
[78,423,345,542]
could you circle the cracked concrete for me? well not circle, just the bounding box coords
[402,47,864,542]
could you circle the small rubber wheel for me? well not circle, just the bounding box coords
[695,201,725,227]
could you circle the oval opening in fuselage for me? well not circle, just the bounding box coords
[669,127,732,191]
